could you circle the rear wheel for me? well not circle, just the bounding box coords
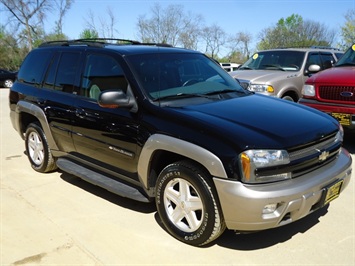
[25,123,57,173]
[155,160,225,246]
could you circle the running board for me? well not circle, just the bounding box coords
[56,158,150,203]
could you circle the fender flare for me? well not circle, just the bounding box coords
[137,134,228,189]
[15,100,59,151]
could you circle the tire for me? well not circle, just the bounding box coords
[156,160,225,246]
[4,79,13,88]
[282,94,296,102]
[25,123,57,173]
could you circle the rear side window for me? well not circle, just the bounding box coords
[17,49,53,85]
[43,52,81,93]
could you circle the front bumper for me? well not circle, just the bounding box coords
[299,98,355,129]
[213,148,352,231]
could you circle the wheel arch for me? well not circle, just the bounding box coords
[138,134,228,191]
[15,100,58,151]
[278,86,301,102]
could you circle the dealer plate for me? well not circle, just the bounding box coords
[322,180,344,206]
[331,113,351,126]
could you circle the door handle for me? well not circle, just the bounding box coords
[75,108,86,118]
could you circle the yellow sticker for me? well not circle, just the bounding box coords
[352,44,355,51]
[253,53,259,60]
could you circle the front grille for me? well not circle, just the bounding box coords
[288,133,341,178]
[319,85,355,103]
[256,133,342,179]
[289,134,338,161]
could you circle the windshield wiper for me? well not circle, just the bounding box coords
[205,89,246,95]
[153,93,214,101]
[239,66,253,70]
[262,64,285,71]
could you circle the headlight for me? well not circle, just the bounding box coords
[302,84,315,96]
[239,149,291,184]
[249,84,274,93]
[335,125,344,143]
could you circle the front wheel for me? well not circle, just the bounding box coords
[25,123,57,173]
[282,94,296,102]
[155,160,225,246]
[4,79,13,88]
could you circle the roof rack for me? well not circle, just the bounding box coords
[310,46,341,51]
[274,46,341,51]
[39,38,172,48]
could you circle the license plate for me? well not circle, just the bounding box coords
[331,113,351,126]
[322,180,344,206]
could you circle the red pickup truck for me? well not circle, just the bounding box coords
[299,44,355,130]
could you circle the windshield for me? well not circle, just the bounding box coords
[239,50,305,71]
[127,52,247,101]
[335,44,355,67]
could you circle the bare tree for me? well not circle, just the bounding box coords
[137,3,202,48]
[1,0,74,49]
[1,0,53,50]
[201,24,226,59]
[54,0,73,35]
[227,31,252,62]
[84,6,117,39]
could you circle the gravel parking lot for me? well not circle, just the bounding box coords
[1,88,354,265]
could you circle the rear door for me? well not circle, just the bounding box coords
[39,50,82,153]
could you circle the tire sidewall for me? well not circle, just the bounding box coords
[25,123,50,172]
[156,162,218,246]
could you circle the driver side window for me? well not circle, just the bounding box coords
[81,54,128,100]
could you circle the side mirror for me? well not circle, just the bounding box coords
[98,90,136,111]
[308,64,321,73]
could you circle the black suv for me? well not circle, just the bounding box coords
[9,39,352,246]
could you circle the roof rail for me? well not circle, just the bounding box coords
[273,46,341,51]
[310,46,341,51]
[39,38,172,48]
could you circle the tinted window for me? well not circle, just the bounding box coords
[43,52,80,93]
[17,49,53,85]
[320,53,335,69]
[336,45,355,66]
[81,54,127,99]
[127,53,246,100]
[54,52,80,93]
[306,53,322,69]
[43,53,60,90]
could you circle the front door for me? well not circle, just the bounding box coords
[71,53,140,180]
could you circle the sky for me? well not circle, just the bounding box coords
[4,0,355,54]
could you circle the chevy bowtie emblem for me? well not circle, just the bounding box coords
[318,150,330,161]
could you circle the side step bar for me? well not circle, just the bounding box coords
[56,158,150,203]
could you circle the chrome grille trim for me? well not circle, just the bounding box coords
[289,135,338,161]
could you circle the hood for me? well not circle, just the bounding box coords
[173,94,338,150]
[307,66,355,85]
[230,70,299,84]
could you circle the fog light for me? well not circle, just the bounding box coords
[263,203,278,214]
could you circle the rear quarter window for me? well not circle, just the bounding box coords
[17,49,53,85]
